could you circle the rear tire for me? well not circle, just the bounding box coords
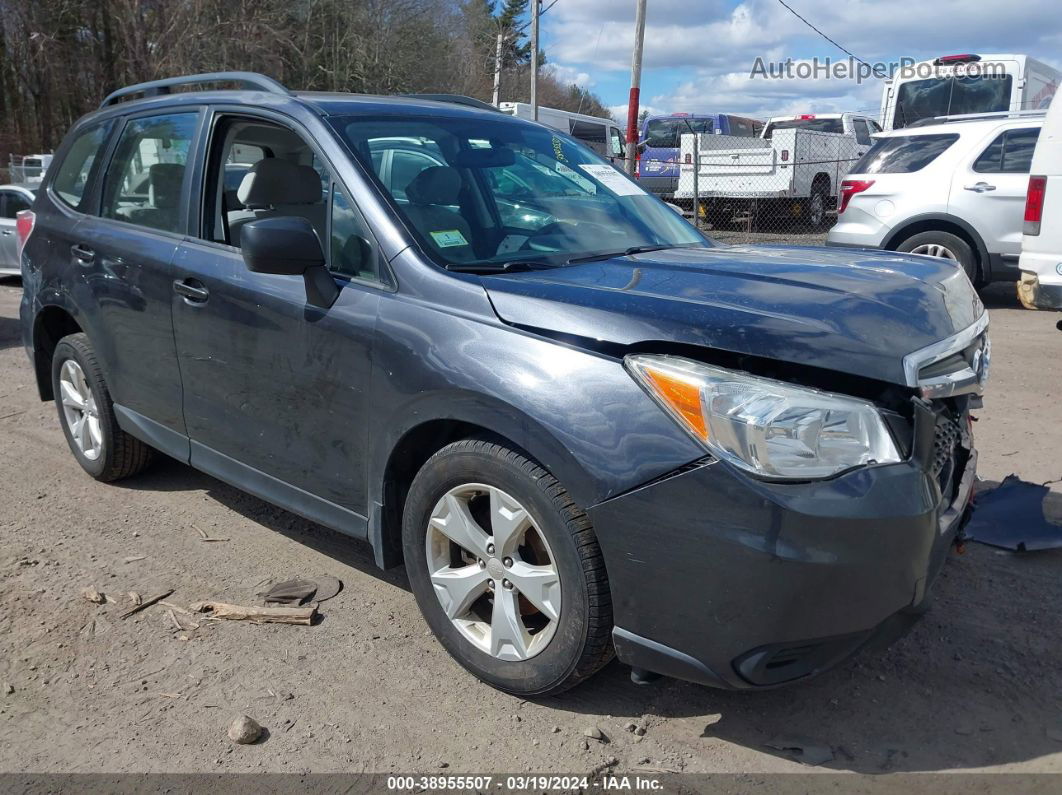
[51,333,154,482]
[896,231,978,284]
[402,437,614,696]
[806,182,830,230]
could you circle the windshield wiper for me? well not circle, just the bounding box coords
[567,244,688,265]
[445,260,557,274]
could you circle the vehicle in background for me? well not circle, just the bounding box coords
[828,110,1045,287]
[498,102,625,165]
[675,112,880,228]
[636,113,764,198]
[1018,95,1062,310]
[0,184,37,275]
[7,154,53,184]
[881,54,1059,131]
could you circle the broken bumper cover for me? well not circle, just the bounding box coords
[590,447,976,690]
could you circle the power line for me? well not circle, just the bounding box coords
[514,0,559,35]
[773,0,885,78]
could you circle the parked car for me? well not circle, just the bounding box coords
[0,184,37,275]
[636,113,764,199]
[675,112,881,228]
[21,72,986,697]
[499,102,626,165]
[1018,95,1062,310]
[828,110,1045,286]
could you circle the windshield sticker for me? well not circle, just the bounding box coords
[578,164,647,196]
[551,136,568,162]
[430,229,469,248]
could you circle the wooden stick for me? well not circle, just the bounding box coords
[120,589,175,619]
[189,600,316,625]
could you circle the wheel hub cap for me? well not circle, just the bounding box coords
[59,359,103,461]
[425,483,561,661]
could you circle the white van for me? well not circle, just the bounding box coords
[880,54,1060,131]
[1018,94,1062,310]
[498,102,625,164]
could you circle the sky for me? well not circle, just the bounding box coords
[531,0,1062,122]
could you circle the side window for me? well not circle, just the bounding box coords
[102,112,198,233]
[609,127,625,157]
[1000,128,1040,173]
[330,184,381,282]
[854,119,872,146]
[1,191,31,219]
[974,128,1040,173]
[51,121,113,211]
[869,120,883,134]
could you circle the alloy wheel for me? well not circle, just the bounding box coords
[425,483,561,661]
[911,243,958,260]
[59,359,103,461]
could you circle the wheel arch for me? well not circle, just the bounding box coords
[369,396,598,570]
[882,213,991,283]
[32,303,84,401]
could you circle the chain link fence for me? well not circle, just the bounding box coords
[639,129,869,247]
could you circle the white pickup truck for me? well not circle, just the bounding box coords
[675,113,881,228]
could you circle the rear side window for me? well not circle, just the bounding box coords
[853,119,872,146]
[973,127,1041,173]
[851,134,959,174]
[101,112,198,233]
[1,191,32,219]
[51,122,113,210]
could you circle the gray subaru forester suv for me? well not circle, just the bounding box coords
[18,73,988,695]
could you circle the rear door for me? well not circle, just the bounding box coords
[70,109,203,445]
[949,124,1041,261]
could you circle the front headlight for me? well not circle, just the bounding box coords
[626,354,901,479]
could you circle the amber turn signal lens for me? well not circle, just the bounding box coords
[642,367,709,441]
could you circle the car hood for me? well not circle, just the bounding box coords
[481,244,985,386]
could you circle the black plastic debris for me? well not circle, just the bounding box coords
[964,475,1062,551]
[259,576,344,605]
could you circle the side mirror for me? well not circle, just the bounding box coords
[240,216,339,309]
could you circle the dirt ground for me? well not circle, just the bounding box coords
[1,276,1060,776]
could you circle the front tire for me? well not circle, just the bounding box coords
[51,333,154,482]
[402,438,613,696]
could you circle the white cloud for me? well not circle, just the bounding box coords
[546,63,594,88]
[543,0,1062,116]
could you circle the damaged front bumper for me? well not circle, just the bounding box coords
[590,412,976,690]
[1017,271,1062,311]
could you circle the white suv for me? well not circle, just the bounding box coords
[1018,94,1062,311]
[827,111,1045,287]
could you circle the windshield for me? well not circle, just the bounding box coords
[893,75,1013,127]
[333,115,708,270]
[764,118,843,138]
[643,118,714,149]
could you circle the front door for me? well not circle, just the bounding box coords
[949,124,1041,261]
[171,113,387,522]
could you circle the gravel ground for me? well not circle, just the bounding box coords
[0,276,1060,776]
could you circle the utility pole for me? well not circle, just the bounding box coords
[624,0,647,175]
[530,0,540,120]
[492,32,504,107]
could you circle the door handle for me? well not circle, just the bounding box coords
[70,243,95,263]
[1,230,14,237]
[963,182,997,193]
[173,278,209,303]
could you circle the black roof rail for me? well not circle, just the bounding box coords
[100,72,290,108]
[402,94,502,112]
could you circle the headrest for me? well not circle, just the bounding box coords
[406,166,462,206]
[237,159,321,208]
[148,163,184,207]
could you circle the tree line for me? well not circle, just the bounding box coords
[0,0,612,171]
